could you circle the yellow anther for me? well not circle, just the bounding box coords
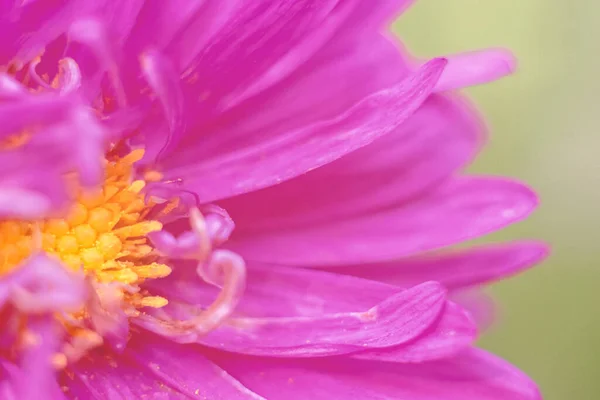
[80,190,104,209]
[97,233,122,260]
[98,268,138,285]
[0,149,174,367]
[139,296,168,308]
[133,263,172,279]
[143,170,163,182]
[46,219,69,236]
[73,224,97,247]
[56,235,78,254]
[80,248,104,270]
[67,203,88,226]
[41,233,56,250]
[129,180,145,193]
[62,254,82,270]
[51,353,68,369]
[114,221,162,239]
[88,207,113,233]
[122,148,145,163]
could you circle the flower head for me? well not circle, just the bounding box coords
[0,1,544,399]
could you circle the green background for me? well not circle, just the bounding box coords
[395,1,596,398]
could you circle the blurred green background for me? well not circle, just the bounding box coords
[396,1,595,398]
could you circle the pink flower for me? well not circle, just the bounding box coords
[0,1,545,399]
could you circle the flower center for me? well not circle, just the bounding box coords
[0,149,171,308]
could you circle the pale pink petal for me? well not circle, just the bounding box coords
[0,96,107,217]
[435,49,517,92]
[0,254,87,313]
[452,289,498,331]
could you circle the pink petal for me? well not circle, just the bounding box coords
[435,49,517,92]
[218,93,481,230]
[88,0,145,45]
[0,188,55,219]
[0,96,107,217]
[153,28,411,169]
[126,335,266,399]
[65,335,263,399]
[0,254,87,313]
[142,282,448,357]
[120,0,245,105]
[2,0,96,64]
[174,0,359,117]
[146,261,475,362]
[226,176,539,266]
[11,316,66,400]
[324,241,549,289]
[0,95,73,139]
[452,289,498,331]
[150,260,425,317]
[211,348,541,400]
[158,58,445,202]
[352,302,476,363]
[138,49,185,160]
[64,353,186,399]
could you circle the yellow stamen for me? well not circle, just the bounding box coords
[0,149,170,307]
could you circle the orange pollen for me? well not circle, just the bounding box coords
[0,148,171,306]
[0,131,31,150]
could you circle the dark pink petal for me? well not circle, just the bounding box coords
[218,94,481,230]
[0,360,20,399]
[158,59,445,202]
[211,348,541,400]
[142,282,448,357]
[324,241,548,289]
[226,176,538,266]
